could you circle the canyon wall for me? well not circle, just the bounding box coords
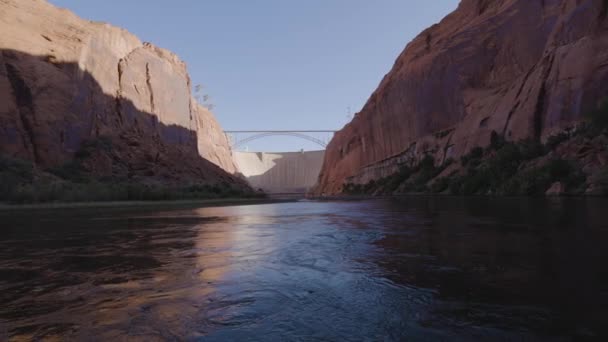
[234,150,325,193]
[315,0,608,194]
[0,0,240,185]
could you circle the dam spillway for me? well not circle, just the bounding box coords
[233,150,325,194]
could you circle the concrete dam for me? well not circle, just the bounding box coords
[233,150,325,194]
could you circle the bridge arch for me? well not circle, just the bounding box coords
[225,130,336,193]
[224,130,336,150]
[232,132,326,149]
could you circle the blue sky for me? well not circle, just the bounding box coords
[50,0,459,151]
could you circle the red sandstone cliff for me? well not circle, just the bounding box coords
[0,0,241,186]
[315,0,608,194]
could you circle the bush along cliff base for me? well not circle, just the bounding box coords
[343,105,608,197]
[0,137,263,204]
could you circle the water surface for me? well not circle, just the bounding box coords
[1,197,607,341]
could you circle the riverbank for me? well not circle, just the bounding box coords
[0,197,295,211]
[0,152,263,204]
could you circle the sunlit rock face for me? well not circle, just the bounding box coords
[315,0,608,194]
[0,0,239,183]
[194,104,238,175]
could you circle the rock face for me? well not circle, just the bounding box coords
[0,0,240,185]
[315,0,608,194]
[194,104,238,174]
[546,182,566,196]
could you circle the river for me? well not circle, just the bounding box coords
[1,197,607,341]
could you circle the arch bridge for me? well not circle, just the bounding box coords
[224,130,337,194]
[224,130,336,149]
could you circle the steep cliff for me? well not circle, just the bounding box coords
[0,0,241,189]
[194,104,238,174]
[315,0,608,194]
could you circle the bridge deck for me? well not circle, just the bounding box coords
[224,130,336,133]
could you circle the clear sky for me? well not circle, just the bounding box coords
[49,0,459,151]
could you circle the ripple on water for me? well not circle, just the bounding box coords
[1,198,607,340]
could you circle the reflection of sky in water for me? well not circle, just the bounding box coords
[194,204,281,282]
[2,198,608,340]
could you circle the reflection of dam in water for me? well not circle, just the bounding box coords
[233,150,325,194]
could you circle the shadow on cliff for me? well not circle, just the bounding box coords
[0,49,252,201]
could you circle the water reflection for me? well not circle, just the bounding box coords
[373,197,608,339]
[1,198,607,340]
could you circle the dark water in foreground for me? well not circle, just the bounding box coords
[1,198,607,341]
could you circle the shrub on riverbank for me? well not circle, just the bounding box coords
[6,180,261,204]
[592,166,608,196]
[446,137,587,196]
[0,155,35,200]
[0,155,263,204]
[343,108,608,197]
[343,155,452,195]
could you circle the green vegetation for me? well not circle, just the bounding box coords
[74,136,113,159]
[0,141,262,204]
[4,179,258,204]
[0,155,35,200]
[586,98,608,131]
[343,155,452,195]
[343,108,608,197]
[545,131,570,151]
[594,166,608,196]
[460,147,483,167]
[434,130,590,196]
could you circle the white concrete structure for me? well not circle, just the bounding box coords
[233,150,325,193]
